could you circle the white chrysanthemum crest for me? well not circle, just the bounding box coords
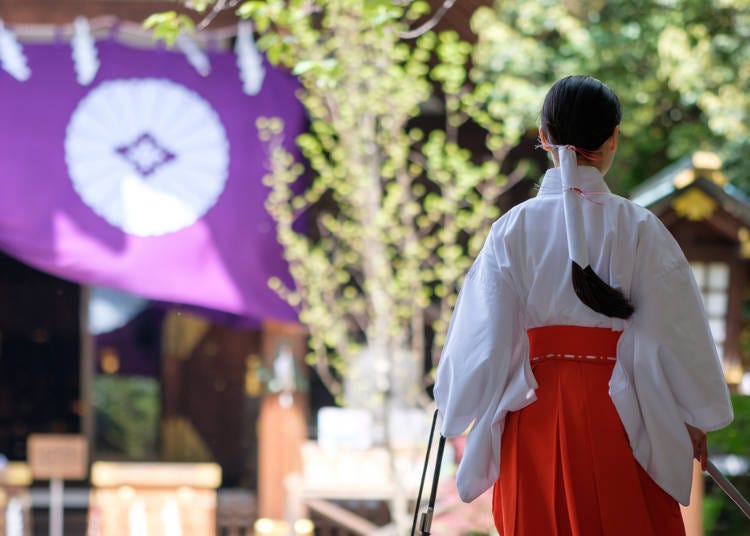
[72,17,99,85]
[65,78,229,237]
[176,31,210,77]
[0,21,30,81]
[235,22,265,96]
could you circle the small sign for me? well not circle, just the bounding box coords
[27,434,88,480]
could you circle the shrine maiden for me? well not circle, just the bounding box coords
[434,76,733,535]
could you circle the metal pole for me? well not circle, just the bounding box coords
[411,410,438,536]
[49,478,64,536]
[706,460,750,520]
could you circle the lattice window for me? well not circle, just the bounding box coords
[690,261,730,358]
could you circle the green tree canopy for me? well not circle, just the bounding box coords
[471,0,750,193]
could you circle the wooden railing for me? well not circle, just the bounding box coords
[216,488,394,536]
[306,499,382,535]
[3,487,400,535]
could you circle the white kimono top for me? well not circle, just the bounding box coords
[434,166,734,506]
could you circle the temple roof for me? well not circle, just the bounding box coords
[630,151,750,228]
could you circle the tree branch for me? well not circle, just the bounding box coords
[194,0,240,31]
[400,0,458,39]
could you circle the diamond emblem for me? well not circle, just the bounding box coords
[115,132,176,177]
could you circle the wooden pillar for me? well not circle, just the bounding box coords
[258,394,307,519]
[257,321,308,520]
[79,286,95,460]
[160,340,183,461]
[724,257,746,386]
[680,461,704,536]
[241,354,263,489]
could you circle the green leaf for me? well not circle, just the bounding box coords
[266,44,282,65]
[143,11,178,29]
[255,14,271,33]
[237,1,267,19]
[292,60,317,75]
[405,0,431,21]
[190,0,212,13]
[143,12,196,46]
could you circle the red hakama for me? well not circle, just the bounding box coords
[492,325,686,536]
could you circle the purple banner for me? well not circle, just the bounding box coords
[0,39,304,323]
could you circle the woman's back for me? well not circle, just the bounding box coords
[436,161,730,506]
[434,76,732,530]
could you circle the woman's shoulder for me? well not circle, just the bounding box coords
[606,194,672,233]
[488,201,528,234]
[616,198,689,274]
[620,198,675,237]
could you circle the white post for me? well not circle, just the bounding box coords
[161,497,183,536]
[129,500,148,536]
[49,478,64,536]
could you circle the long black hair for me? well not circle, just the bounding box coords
[540,75,634,319]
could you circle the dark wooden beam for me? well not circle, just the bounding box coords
[0,0,237,25]
[2,0,488,42]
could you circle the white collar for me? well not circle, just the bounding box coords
[537,166,611,196]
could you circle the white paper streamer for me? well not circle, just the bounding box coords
[235,21,265,95]
[71,16,100,85]
[5,496,23,536]
[560,146,589,267]
[0,21,30,81]
[176,31,210,77]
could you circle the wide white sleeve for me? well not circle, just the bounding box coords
[631,216,733,432]
[433,225,526,439]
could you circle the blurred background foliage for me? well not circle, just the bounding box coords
[150,0,750,192]
[706,395,750,535]
[470,0,750,193]
[93,375,160,460]
[709,395,750,455]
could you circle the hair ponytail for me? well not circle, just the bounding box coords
[541,75,635,320]
[571,261,634,319]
